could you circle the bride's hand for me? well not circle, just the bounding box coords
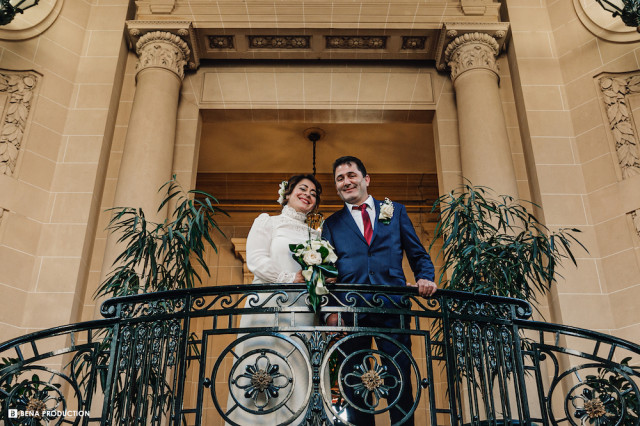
[325,277,337,284]
[293,270,305,283]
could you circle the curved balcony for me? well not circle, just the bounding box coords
[0,284,638,425]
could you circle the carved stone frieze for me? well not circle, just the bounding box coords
[444,32,500,83]
[401,36,427,50]
[208,36,234,49]
[248,35,310,49]
[325,36,387,49]
[135,31,191,79]
[598,75,640,179]
[0,71,39,177]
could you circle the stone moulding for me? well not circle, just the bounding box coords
[401,37,428,50]
[0,70,40,177]
[209,36,234,49]
[135,31,191,80]
[598,74,640,179]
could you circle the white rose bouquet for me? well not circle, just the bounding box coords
[289,237,338,312]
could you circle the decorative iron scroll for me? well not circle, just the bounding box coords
[1,285,639,425]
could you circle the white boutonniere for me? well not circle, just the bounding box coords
[379,198,394,224]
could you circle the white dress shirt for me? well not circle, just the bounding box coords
[345,195,376,236]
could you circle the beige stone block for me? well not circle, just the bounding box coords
[516,58,563,85]
[331,72,360,104]
[572,98,604,136]
[386,72,418,104]
[115,100,132,126]
[43,16,85,55]
[575,125,610,163]
[554,258,602,294]
[38,223,87,257]
[547,0,578,30]
[508,7,552,29]
[553,293,613,329]
[552,18,595,57]
[303,72,331,104]
[435,92,457,121]
[22,292,76,329]
[435,120,459,147]
[86,5,128,31]
[23,123,62,161]
[412,73,434,104]
[0,37,39,61]
[609,285,640,328]
[60,0,90,27]
[565,74,598,110]
[2,212,42,254]
[605,51,639,74]
[40,72,74,107]
[612,323,640,344]
[531,137,574,164]
[85,30,124,57]
[0,284,27,326]
[582,154,617,193]
[438,144,462,173]
[601,249,640,294]
[559,40,602,83]
[272,72,302,103]
[51,163,97,192]
[0,50,37,71]
[512,31,553,58]
[173,144,196,173]
[65,109,108,135]
[594,216,634,257]
[536,165,586,194]
[0,246,35,291]
[512,153,528,181]
[539,194,587,225]
[521,85,564,111]
[527,110,573,137]
[34,38,80,81]
[32,97,67,134]
[76,57,118,84]
[111,126,127,152]
[50,193,92,224]
[587,185,621,224]
[63,135,103,163]
[245,72,277,104]
[549,224,599,259]
[0,177,48,221]
[17,150,55,190]
[597,38,638,65]
[36,257,82,293]
[105,151,121,179]
[75,84,113,109]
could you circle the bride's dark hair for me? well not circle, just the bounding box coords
[282,174,322,211]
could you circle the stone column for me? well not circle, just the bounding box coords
[445,31,519,198]
[97,31,190,309]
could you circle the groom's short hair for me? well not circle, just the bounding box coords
[332,156,367,177]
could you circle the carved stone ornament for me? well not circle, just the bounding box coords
[325,36,387,49]
[0,71,39,177]
[444,32,500,83]
[631,209,640,238]
[0,208,4,226]
[208,36,234,49]
[248,35,310,49]
[135,31,191,80]
[598,75,640,179]
[401,36,427,50]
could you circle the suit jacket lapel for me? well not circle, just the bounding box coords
[369,197,381,246]
[339,204,368,245]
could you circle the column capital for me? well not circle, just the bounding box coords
[126,21,200,79]
[435,22,509,82]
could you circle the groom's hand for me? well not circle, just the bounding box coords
[408,279,437,297]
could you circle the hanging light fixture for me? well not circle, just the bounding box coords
[303,127,325,231]
[0,0,40,25]
[595,0,640,28]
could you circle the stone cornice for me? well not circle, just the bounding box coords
[126,21,200,73]
[435,22,510,72]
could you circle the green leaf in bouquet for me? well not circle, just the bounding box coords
[289,243,303,252]
[318,246,329,258]
[318,264,338,277]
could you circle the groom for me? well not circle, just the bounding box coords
[322,155,436,425]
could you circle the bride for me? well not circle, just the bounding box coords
[224,174,325,426]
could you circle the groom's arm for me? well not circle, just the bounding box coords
[398,204,436,296]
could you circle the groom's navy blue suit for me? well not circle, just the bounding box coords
[322,197,434,425]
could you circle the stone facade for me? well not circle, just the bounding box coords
[0,0,639,382]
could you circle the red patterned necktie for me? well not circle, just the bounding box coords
[353,204,373,245]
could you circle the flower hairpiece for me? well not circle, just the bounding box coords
[277,180,288,204]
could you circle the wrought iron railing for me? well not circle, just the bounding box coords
[0,284,638,425]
